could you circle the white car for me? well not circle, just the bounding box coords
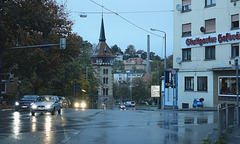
[30,95,61,116]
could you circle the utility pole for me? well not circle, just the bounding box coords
[235,58,239,125]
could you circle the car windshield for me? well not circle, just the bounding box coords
[21,96,38,101]
[37,96,54,102]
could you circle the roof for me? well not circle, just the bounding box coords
[141,73,152,82]
[124,58,146,65]
[91,17,115,58]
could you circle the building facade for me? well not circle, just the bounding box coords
[114,72,144,84]
[124,58,147,71]
[173,0,240,108]
[91,18,115,109]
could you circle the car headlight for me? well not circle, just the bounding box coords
[45,105,52,108]
[15,102,19,106]
[32,104,37,109]
[81,103,86,108]
[75,103,80,107]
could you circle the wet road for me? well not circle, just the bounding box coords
[0,108,218,144]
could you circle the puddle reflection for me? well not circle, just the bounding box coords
[44,115,52,143]
[13,112,20,138]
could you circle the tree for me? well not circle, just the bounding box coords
[111,44,122,55]
[0,0,83,95]
[124,44,136,57]
[132,78,150,102]
[113,62,125,73]
[113,82,130,101]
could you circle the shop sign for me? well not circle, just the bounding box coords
[182,30,240,48]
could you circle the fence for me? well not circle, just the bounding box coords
[218,103,235,137]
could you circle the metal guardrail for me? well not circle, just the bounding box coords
[218,103,235,137]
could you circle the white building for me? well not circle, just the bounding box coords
[173,0,240,108]
[113,72,144,84]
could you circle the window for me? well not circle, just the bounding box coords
[205,46,215,60]
[219,77,240,95]
[185,77,194,91]
[1,80,6,94]
[197,77,207,91]
[182,23,191,37]
[205,19,216,33]
[182,0,191,12]
[103,77,108,84]
[205,0,216,7]
[103,69,108,74]
[102,88,108,95]
[231,14,239,29]
[182,48,191,61]
[232,43,239,58]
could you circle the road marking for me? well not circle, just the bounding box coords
[61,137,71,143]
[61,130,81,143]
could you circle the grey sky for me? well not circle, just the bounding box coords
[57,0,173,57]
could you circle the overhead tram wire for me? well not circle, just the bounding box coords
[89,0,163,38]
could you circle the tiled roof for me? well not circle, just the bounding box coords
[92,42,115,58]
[125,58,146,64]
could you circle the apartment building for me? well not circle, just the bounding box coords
[173,0,240,108]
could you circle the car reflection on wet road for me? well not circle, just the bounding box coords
[0,108,218,144]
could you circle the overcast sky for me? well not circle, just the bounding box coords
[57,0,173,57]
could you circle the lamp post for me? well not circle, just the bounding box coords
[150,28,166,69]
[150,28,167,110]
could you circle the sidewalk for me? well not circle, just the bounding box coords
[226,125,240,144]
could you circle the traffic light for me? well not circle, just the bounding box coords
[60,38,66,49]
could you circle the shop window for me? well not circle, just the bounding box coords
[182,0,191,12]
[205,19,216,33]
[219,77,240,95]
[205,0,216,7]
[182,48,191,61]
[185,77,194,91]
[205,46,215,60]
[231,14,239,29]
[182,23,191,37]
[197,77,207,91]
[231,43,239,58]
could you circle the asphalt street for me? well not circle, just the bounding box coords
[0,108,218,144]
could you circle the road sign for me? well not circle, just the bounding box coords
[171,69,176,75]
[151,85,160,97]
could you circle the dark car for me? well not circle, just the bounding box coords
[15,95,39,111]
[74,100,87,109]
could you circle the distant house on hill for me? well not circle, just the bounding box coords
[123,58,147,71]
[114,52,123,62]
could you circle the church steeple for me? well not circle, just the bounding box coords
[99,17,106,42]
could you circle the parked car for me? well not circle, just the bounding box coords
[74,100,87,109]
[125,101,131,107]
[58,96,69,108]
[15,95,39,111]
[130,101,136,107]
[30,95,61,116]
[119,104,126,110]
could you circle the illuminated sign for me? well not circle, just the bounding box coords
[182,30,240,48]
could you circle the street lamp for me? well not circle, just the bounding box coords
[150,28,167,69]
[151,28,167,110]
